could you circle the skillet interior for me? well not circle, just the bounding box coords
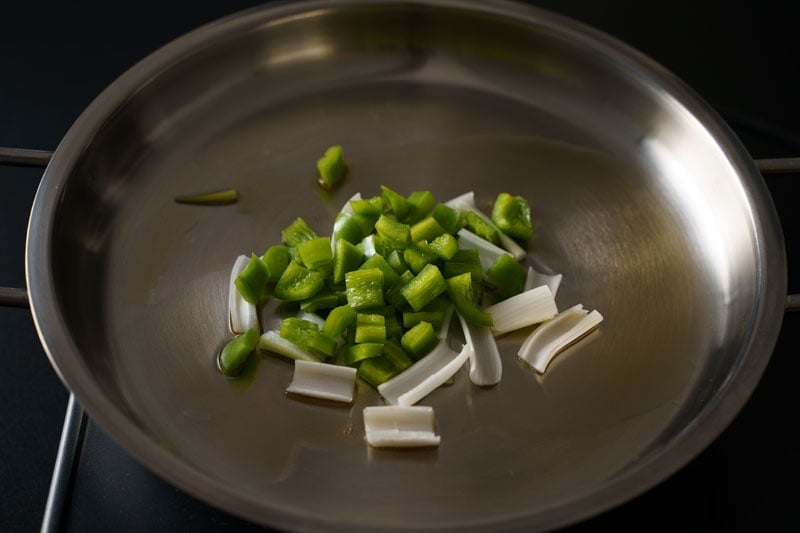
[27,1,785,530]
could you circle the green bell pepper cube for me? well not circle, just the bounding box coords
[274,262,325,301]
[428,232,459,260]
[344,342,384,365]
[485,253,526,299]
[400,321,438,359]
[262,245,290,283]
[443,249,482,282]
[380,185,409,221]
[405,190,437,224]
[375,214,411,250]
[466,211,501,246]
[322,304,357,338]
[445,272,493,327]
[219,328,260,377]
[345,268,384,310]
[410,216,446,242]
[433,203,463,235]
[235,253,269,304]
[491,192,532,241]
[316,145,347,190]
[355,313,386,344]
[333,238,364,284]
[400,263,447,311]
[297,236,333,271]
[281,217,318,247]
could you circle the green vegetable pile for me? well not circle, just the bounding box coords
[221,180,533,387]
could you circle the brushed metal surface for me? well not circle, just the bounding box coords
[25,1,786,531]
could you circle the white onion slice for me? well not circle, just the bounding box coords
[486,285,558,336]
[457,229,510,272]
[286,360,356,403]
[259,330,320,362]
[443,191,476,212]
[524,266,563,297]
[228,255,259,334]
[518,305,603,373]
[296,311,326,329]
[378,341,472,406]
[363,406,441,448]
[359,234,379,258]
[457,313,502,386]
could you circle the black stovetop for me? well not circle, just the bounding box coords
[2,1,798,531]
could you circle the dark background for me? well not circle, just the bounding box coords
[1,1,798,531]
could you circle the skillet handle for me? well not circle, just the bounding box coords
[0,147,53,166]
[0,147,51,308]
[0,288,28,308]
[755,157,800,312]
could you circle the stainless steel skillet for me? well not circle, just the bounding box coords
[17,0,795,530]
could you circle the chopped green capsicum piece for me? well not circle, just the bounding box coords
[345,268,385,310]
[235,253,269,304]
[219,328,260,376]
[466,211,501,246]
[410,216,446,242]
[297,236,333,271]
[433,203,463,235]
[355,313,386,344]
[282,217,318,247]
[428,232,459,260]
[374,214,411,250]
[274,262,325,301]
[357,340,414,387]
[322,304,357,338]
[405,190,437,224]
[333,239,364,284]
[445,272,493,327]
[175,188,238,206]
[380,185,409,221]
[262,245,290,283]
[400,263,447,312]
[344,342,384,365]
[443,249,482,282]
[491,192,532,241]
[401,321,438,359]
[485,253,526,299]
[317,145,347,190]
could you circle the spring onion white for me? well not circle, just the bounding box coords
[378,341,472,406]
[363,405,441,448]
[517,304,604,373]
[486,285,558,336]
[359,234,380,258]
[456,228,510,272]
[524,266,563,297]
[229,255,259,334]
[286,360,357,403]
[457,312,502,386]
[296,311,326,330]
